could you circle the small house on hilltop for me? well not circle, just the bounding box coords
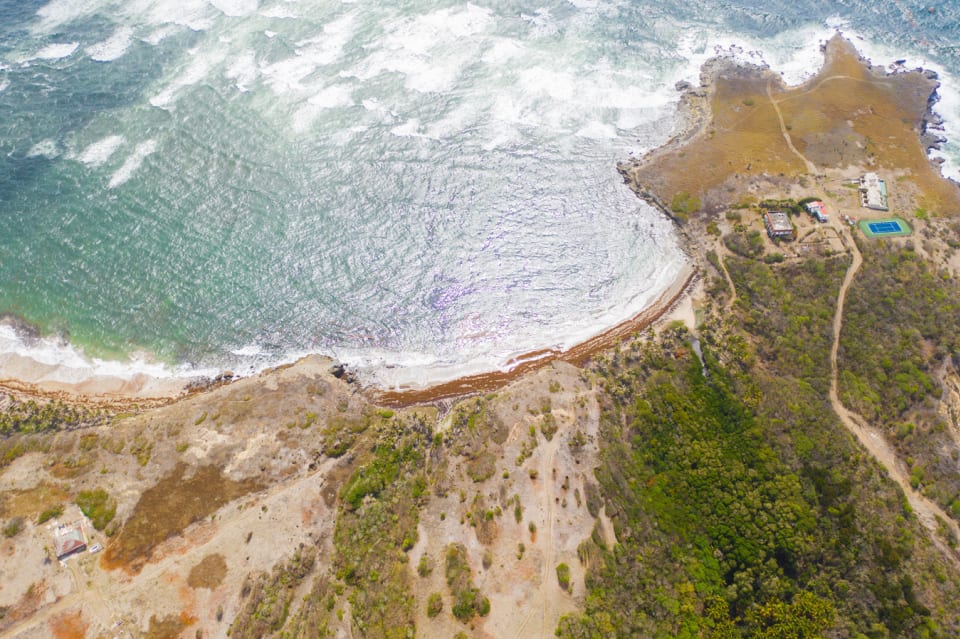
[763,210,794,240]
[859,173,888,210]
[805,200,829,222]
[54,522,87,560]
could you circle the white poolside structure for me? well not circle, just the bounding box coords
[859,173,888,211]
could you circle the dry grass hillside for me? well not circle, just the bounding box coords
[0,356,611,639]
[622,34,960,217]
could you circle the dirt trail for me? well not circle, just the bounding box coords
[827,231,960,562]
[510,428,564,639]
[767,81,818,175]
[715,240,738,312]
[539,434,560,634]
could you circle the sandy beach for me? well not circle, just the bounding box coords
[0,263,697,409]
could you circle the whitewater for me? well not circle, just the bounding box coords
[0,0,958,390]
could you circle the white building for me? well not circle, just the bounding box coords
[859,173,888,210]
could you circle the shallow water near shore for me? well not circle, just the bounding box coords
[0,0,958,389]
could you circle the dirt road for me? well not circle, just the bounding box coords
[827,230,960,562]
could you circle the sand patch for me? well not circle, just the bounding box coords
[187,553,228,589]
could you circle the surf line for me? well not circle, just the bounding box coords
[370,263,697,407]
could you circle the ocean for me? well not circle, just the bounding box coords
[1,0,958,388]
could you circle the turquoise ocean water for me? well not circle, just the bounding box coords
[1,0,958,386]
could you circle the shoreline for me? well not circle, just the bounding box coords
[0,264,698,410]
[370,263,697,407]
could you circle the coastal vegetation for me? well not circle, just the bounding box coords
[0,397,102,437]
[332,414,430,638]
[229,546,319,638]
[558,254,960,637]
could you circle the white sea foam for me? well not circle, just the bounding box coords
[259,14,355,96]
[209,0,258,17]
[108,139,158,188]
[259,4,297,19]
[150,48,226,107]
[307,84,354,108]
[575,121,617,139]
[34,0,100,32]
[77,135,125,167]
[225,50,258,91]
[520,8,558,39]
[0,324,215,382]
[86,26,134,61]
[344,4,492,94]
[669,22,837,91]
[26,139,61,159]
[290,104,320,132]
[35,42,79,60]
[481,38,525,65]
[0,78,8,92]
[143,25,179,45]
[230,343,263,356]
[390,118,424,137]
[423,103,480,140]
[140,0,217,30]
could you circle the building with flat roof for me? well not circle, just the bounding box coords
[763,210,794,240]
[805,200,829,222]
[859,173,888,210]
[54,522,87,560]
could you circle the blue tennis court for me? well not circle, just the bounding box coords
[859,217,912,238]
[868,221,901,234]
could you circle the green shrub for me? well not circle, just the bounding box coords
[417,554,433,577]
[556,563,571,591]
[426,592,443,618]
[670,191,701,218]
[466,451,496,482]
[2,517,25,538]
[445,543,490,622]
[540,413,558,440]
[723,230,764,258]
[76,489,117,531]
[37,505,63,524]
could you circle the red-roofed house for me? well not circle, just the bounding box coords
[805,200,829,223]
[54,522,87,560]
